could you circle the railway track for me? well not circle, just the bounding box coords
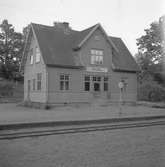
[0,119,165,140]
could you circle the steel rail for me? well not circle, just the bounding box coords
[1,120,165,140]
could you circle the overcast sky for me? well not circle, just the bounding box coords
[0,0,164,55]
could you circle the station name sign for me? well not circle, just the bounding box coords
[86,67,108,73]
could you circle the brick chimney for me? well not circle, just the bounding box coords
[53,22,71,34]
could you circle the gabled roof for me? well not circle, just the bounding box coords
[20,22,139,72]
[31,23,85,67]
[110,36,140,72]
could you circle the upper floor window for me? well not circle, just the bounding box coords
[90,49,103,65]
[36,47,41,63]
[91,49,103,56]
[29,49,33,64]
[60,74,69,90]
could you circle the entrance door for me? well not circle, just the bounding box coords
[94,82,100,91]
[92,76,101,98]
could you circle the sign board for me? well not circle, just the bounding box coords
[118,81,124,89]
[86,67,108,73]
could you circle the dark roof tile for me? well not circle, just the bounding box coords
[24,23,139,72]
[110,36,140,72]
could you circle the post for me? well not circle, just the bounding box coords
[118,81,124,115]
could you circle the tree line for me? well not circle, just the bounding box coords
[0,20,28,81]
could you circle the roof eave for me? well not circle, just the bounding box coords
[19,25,33,72]
[112,68,140,73]
[46,64,84,69]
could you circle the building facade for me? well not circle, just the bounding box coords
[20,22,139,105]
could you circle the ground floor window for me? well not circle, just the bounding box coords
[84,75,109,92]
[37,73,42,91]
[93,76,101,91]
[121,77,128,92]
[104,76,108,91]
[60,74,69,90]
[84,75,90,91]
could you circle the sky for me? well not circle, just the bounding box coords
[0,0,164,55]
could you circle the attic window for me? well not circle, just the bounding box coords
[29,49,33,64]
[36,47,41,63]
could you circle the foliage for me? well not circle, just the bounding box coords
[138,82,165,102]
[0,20,24,80]
[136,15,165,86]
[0,80,14,97]
[137,15,165,64]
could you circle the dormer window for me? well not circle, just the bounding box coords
[90,49,103,65]
[36,47,41,63]
[29,48,33,64]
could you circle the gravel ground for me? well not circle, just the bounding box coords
[0,103,165,125]
[0,125,165,167]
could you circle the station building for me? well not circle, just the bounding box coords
[20,22,139,105]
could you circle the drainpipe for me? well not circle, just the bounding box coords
[45,70,48,105]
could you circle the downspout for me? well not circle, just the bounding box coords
[45,68,49,105]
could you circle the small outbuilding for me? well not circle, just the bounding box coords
[20,22,139,105]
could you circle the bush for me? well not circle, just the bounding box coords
[138,82,165,102]
[0,81,14,97]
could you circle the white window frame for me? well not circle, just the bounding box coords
[91,55,103,65]
[60,74,70,91]
[30,49,33,64]
[90,49,103,65]
[36,47,41,63]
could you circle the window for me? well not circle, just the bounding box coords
[93,76,101,91]
[121,78,128,92]
[93,76,101,82]
[60,74,69,90]
[33,79,35,91]
[37,73,42,90]
[29,49,33,64]
[91,49,103,56]
[90,49,103,65]
[36,47,41,63]
[84,75,90,91]
[104,77,108,91]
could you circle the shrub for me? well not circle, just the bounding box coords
[138,82,165,102]
[0,81,14,97]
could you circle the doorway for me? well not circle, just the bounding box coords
[94,82,100,91]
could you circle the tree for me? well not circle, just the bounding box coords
[137,15,165,64]
[136,15,165,85]
[0,19,24,80]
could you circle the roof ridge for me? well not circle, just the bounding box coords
[109,36,121,40]
[31,22,53,29]
[80,23,99,32]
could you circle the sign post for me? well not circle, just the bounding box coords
[118,81,124,115]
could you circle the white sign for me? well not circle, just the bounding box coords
[118,81,124,89]
[86,67,108,73]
